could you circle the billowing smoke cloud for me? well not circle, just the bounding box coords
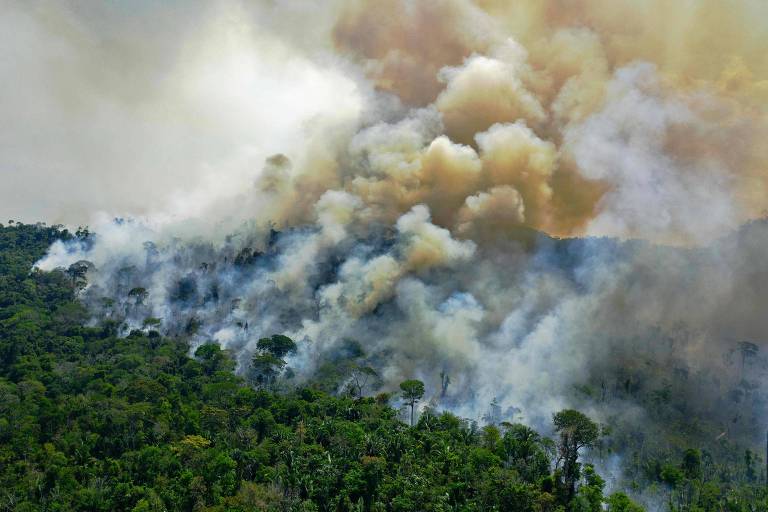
[22,0,768,464]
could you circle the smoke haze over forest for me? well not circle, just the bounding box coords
[4,0,768,474]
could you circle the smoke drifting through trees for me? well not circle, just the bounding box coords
[25,0,768,458]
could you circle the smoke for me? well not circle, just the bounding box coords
[20,0,768,465]
[0,1,361,225]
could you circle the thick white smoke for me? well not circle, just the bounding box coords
[17,0,768,467]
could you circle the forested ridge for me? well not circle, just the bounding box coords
[0,222,764,511]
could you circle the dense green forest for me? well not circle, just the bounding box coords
[0,222,765,511]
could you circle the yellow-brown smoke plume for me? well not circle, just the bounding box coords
[326,0,768,244]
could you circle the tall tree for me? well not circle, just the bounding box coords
[251,334,297,388]
[399,379,425,426]
[502,423,552,481]
[348,365,378,398]
[66,260,93,288]
[440,370,451,398]
[256,334,297,358]
[737,341,759,378]
[128,287,148,306]
[553,409,600,507]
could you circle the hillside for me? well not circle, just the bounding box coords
[1,222,766,511]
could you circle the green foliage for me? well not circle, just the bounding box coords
[4,223,601,511]
[256,334,297,359]
[498,422,552,485]
[553,409,600,449]
[574,464,605,512]
[681,448,702,480]
[553,409,601,506]
[195,343,235,376]
[249,335,297,389]
[399,379,425,427]
[2,223,764,511]
[606,492,644,512]
[660,463,685,488]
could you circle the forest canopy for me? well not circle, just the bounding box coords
[0,222,766,510]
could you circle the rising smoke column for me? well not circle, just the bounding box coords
[29,0,768,448]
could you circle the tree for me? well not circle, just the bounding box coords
[360,456,385,511]
[575,464,605,512]
[399,379,425,426]
[128,287,148,306]
[660,463,684,488]
[553,409,600,507]
[502,423,551,481]
[66,260,93,289]
[143,317,161,330]
[737,341,758,378]
[250,334,297,388]
[440,370,451,398]
[256,334,297,358]
[348,365,378,398]
[682,448,702,480]
[744,449,757,482]
[195,343,234,376]
[605,492,643,512]
[251,353,287,388]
